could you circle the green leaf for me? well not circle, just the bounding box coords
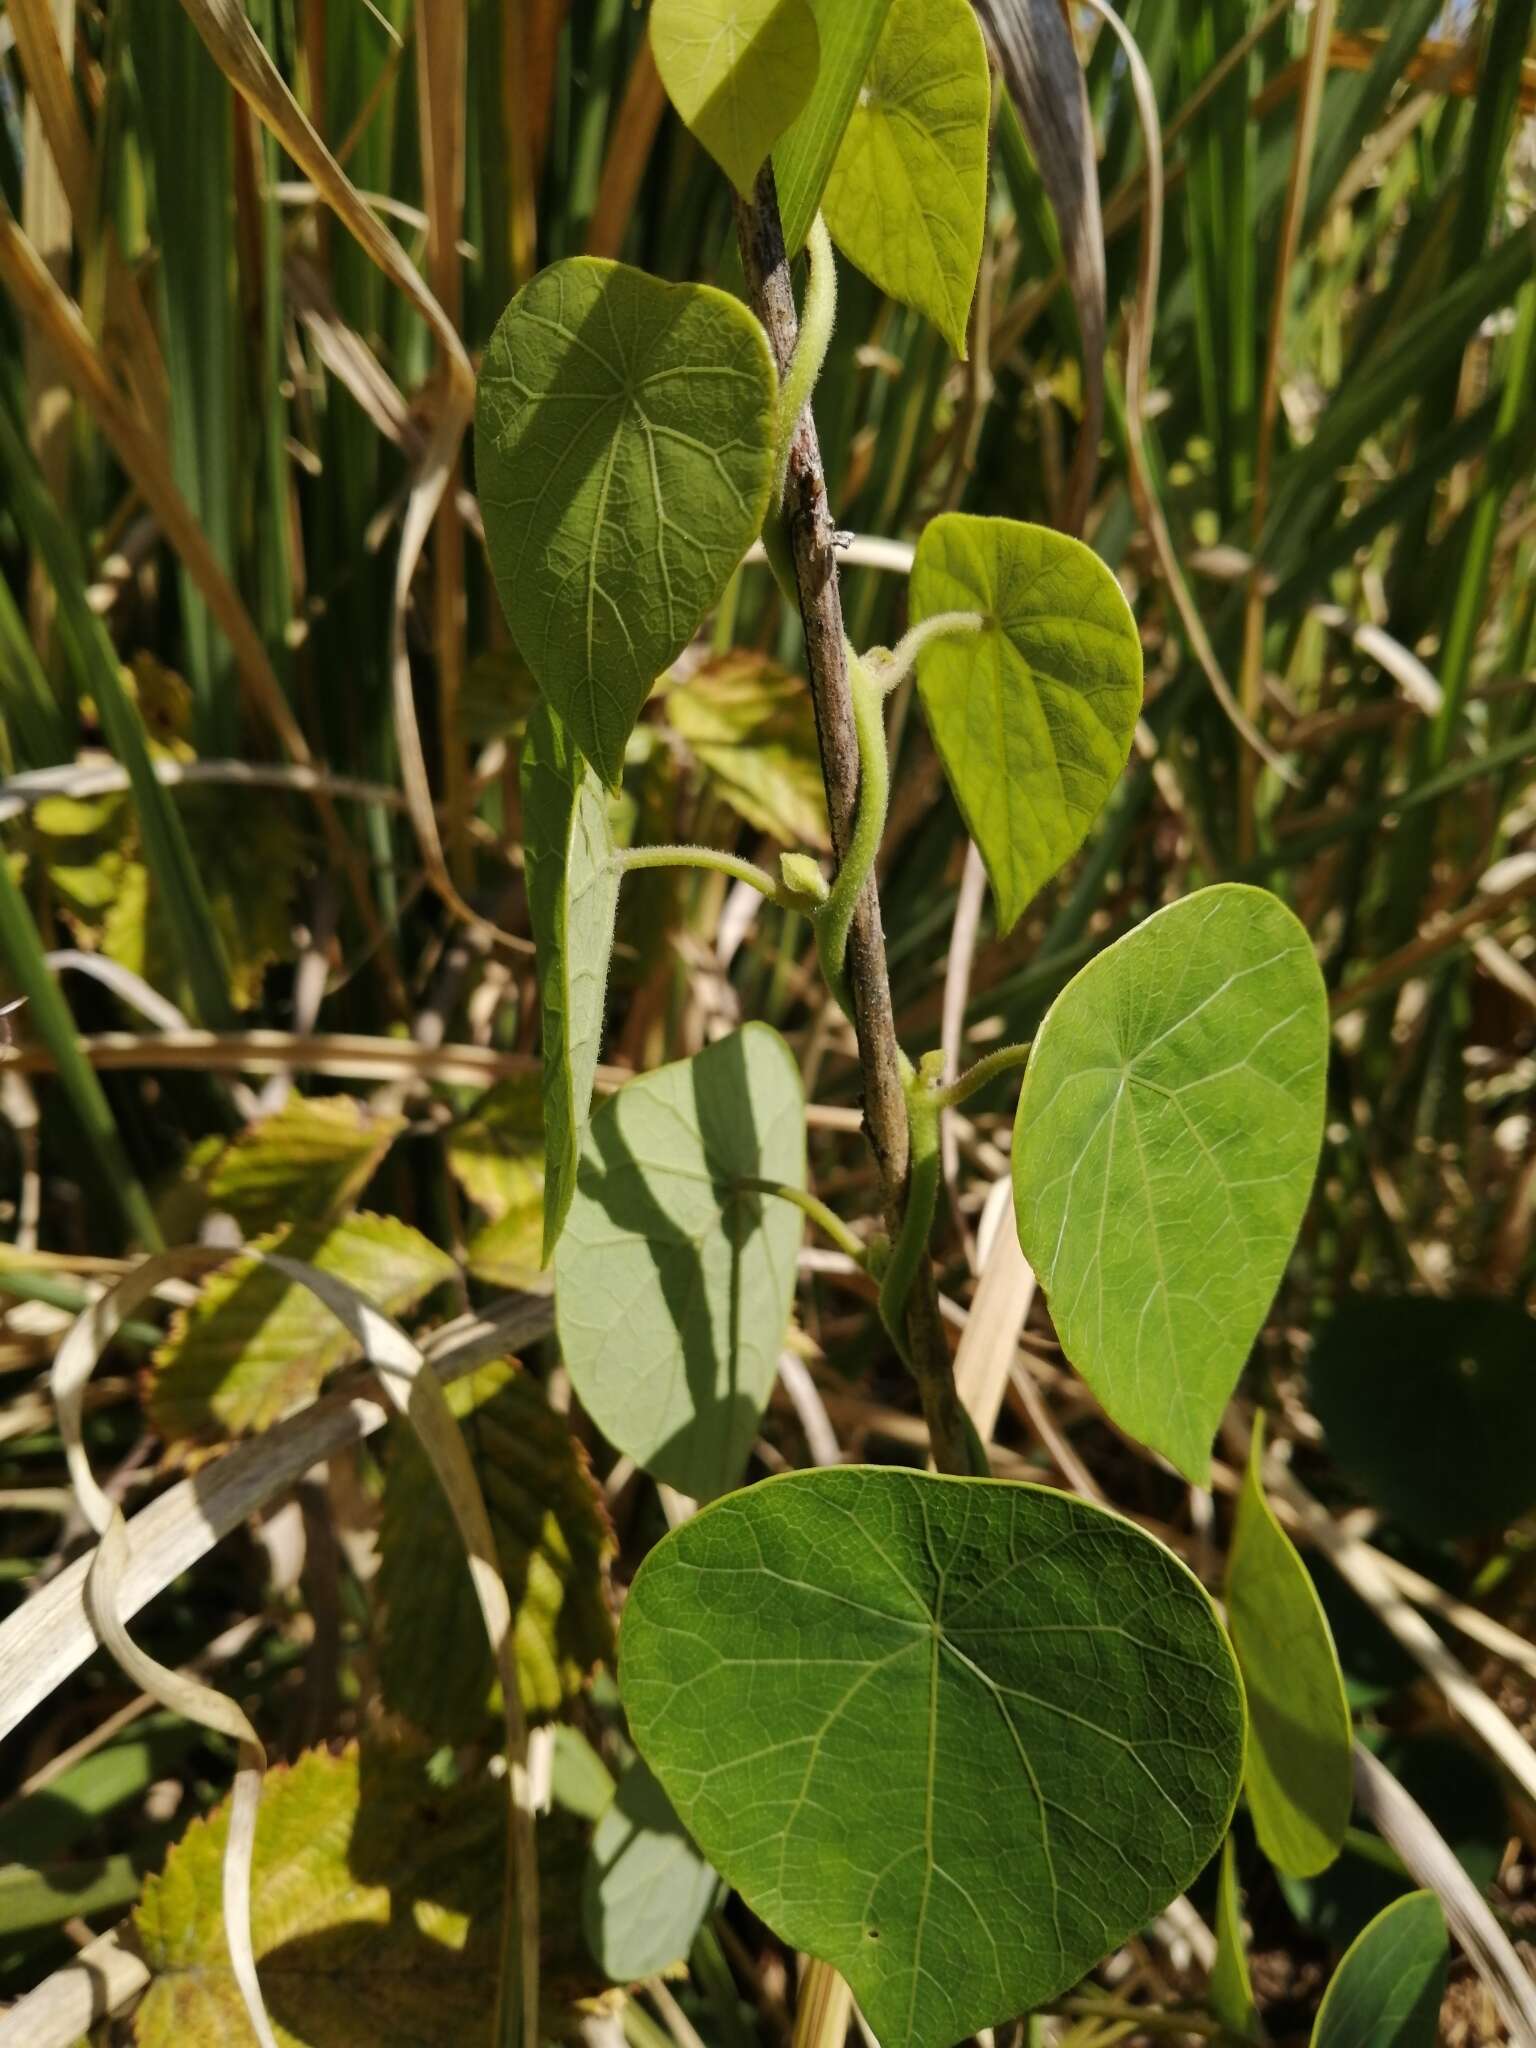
[1228,1418,1352,1879]
[1310,1891,1448,2048]
[148,1215,456,1442]
[375,1361,615,1737]
[1211,1836,1263,2042]
[773,0,894,253]
[555,1024,805,1499]
[821,0,989,354]
[133,1742,604,2047]
[206,1097,403,1233]
[445,1078,548,1290]
[477,259,778,788]
[649,0,820,198]
[620,1467,1245,2048]
[1013,885,1328,1482]
[666,653,831,848]
[911,515,1143,934]
[582,1758,718,1983]
[1309,1295,1536,1542]
[520,702,622,1262]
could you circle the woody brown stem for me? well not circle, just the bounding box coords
[732,165,969,1476]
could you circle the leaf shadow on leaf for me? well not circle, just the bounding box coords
[1244,1671,1353,1847]
[575,1030,765,1497]
[248,1747,505,2047]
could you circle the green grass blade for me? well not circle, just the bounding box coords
[0,851,161,1247]
[0,401,236,1029]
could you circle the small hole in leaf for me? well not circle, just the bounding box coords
[866,1928,880,1942]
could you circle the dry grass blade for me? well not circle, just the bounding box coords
[50,1252,542,2048]
[939,843,988,1272]
[0,1293,552,1746]
[587,38,668,260]
[0,201,301,766]
[1082,0,1296,785]
[973,0,1104,534]
[0,1930,151,2048]
[1352,1745,1536,2045]
[1239,0,1339,838]
[177,0,526,962]
[793,1957,854,2048]
[951,1183,1037,1444]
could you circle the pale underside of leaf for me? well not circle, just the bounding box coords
[650,0,820,198]
[581,1758,718,1982]
[822,0,989,354]
[555,1023,805,1499]
[1013,885,1327,1482]
[1227,1419,1352,1878]
[521,703,621,1263]
[477,259,778,788]
[620,1467,1245,2048]
[912,513,1143,934]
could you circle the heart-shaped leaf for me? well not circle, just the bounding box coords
[822,0,989,354]
[1309,1295,1536,1541]
[1311,1890,1448,2048]
[911,514,1142,934]
[521,702,621,1261]
[620,1467,1245,2048]
[1228,1418,1351,1878]
[555,1024,804,1499]
[1012,885,1327,1482]
[582,1758,718,1982]
[477,259,778,788]
[650,0,820,198]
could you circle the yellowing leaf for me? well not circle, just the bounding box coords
[133,1742,606,2047]
[206,1097,403,1233]
[911,515,1143,934]
[148,1215,456,1442]
[1227,1417,1352,1879]
[376,1362,615,1736]
[650,0,820,198]
[446,1077,545,1222]
[666,653,830,848]
[822,0,989,354]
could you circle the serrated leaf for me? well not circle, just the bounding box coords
[1211,1836,1263,2042]
[375,1361,614,1737]
[555,1024,804,1499]
[446,1078,546,1289]
[521,702,622,1262]
[1309,1295,1536,1542]
[620,1467,1245,2048]
[1228,1417,1352,1879]
[650,0,820,198]
[911,514,1143,934]
[206,1097,403,1233]
[148,1215,456,1442]
[133,1742,606,2047]
[582,1758,717,1983]
[1013,885,1328,1482]
[822,0,989,354]
[1310,1890,1448,2048]
[666,653,830,848]
[477,259,778,788]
